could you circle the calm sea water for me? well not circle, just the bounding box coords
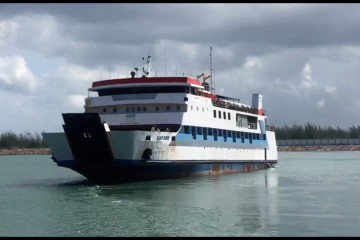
[0,151,360,237]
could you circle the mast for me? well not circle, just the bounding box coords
[210,46,215,94]
[142,55,151,77]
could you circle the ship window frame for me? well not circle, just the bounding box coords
[184,125,190,134]
[213,110,216,118]
[228,112,231,120]
[142,106,147,111]
[214,128,218,141]
[208,128,213,136]
[113,107,117,113]
[223,112,226,119]
[218,129,223,137]
[191,126,196,139]
[197,126,202,135]
[218,111,221,119]
[156,106,160,112]
[166,106,171,111]
[203,127,207,140]
[98,85,190,96]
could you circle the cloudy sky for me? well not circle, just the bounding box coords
[1,3,360,133]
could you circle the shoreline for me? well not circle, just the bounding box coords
[1,145,360,155]
[278,145,360,152]
[0,147,51,155]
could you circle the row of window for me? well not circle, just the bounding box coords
[96,105,184,114]
[181,125,266,143]
[213,110,231,120]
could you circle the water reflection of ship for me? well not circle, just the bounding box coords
[265,167,279,189]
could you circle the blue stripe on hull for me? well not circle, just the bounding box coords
[57,160,278,184]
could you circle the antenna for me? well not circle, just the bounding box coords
[108,61,111,79]
[210,46,215,94]
[142,55,152,77]
[165,40,167,76]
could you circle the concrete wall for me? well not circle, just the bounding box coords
[277,139,360,146]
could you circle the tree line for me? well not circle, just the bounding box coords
[275,123,360,140]
[1,123,360,148]
[0,131,46,148]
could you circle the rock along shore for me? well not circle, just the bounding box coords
[1,145,360,155]
[278,145,360,152]
[0,147,52,155]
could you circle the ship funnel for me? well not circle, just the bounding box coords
[252,93,263,115]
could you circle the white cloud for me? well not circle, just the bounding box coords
[300,62,317,89]
[66,94,86,112]
[317,99,325,108]
[0,55,38,93]
[244,57,262,69]
[325,85,337,93]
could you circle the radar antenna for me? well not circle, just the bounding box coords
[142,55,152,77]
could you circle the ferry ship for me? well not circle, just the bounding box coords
[43,51,278,184]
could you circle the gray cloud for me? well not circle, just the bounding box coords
[1,3,360,132]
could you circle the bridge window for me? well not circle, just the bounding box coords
[184,125,190,134]
[223,130,227,142]
[203,127,207,140]
[137,106,141,112]
[103,108,107,113]
[176,105,180,110]
[208,128,213,136]
[142,106,147,111]
[191,126,196,139]
[126,107,129,112]
[166,106,171,111]
[113,107,117,113]
[197,127,202,135]
[156,106,159,111]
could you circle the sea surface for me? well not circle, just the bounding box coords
[0,151,360,237]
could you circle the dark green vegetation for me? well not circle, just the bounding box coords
[275,123,360,140]
[0,131,46,148]
[1,123,360,148]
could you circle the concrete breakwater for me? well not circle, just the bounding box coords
[0,148,51,155]
[1,145,360,155]
[277,138,360,151]
[278,145,360,152]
